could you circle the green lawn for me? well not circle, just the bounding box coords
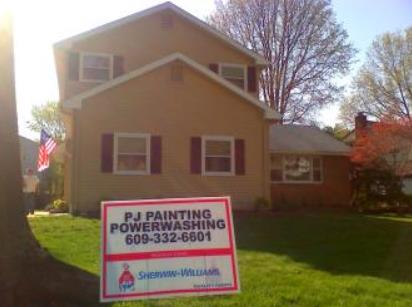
[29,212,412,306]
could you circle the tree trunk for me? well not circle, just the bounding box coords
[0,12,32,304]
[0,13,98,305]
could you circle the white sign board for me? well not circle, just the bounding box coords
[100,197,240,302]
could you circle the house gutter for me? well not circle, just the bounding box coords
[270,150,351,156]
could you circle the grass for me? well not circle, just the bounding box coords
[29,212,412,306]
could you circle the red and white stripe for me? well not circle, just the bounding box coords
[44,138,57,154]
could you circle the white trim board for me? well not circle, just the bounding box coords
[201,135,235,176]
[270,150,351,156]
[62,52,280,120]
[79,52,114,83]
[54,2,267,65]
[218,63,247,91]
[270,155,324,184]
[113,132,151,175]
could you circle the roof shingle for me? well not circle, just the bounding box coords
[270,125,351,155]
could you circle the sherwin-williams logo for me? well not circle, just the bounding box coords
[118,263,135,292]
[137,267,221,280]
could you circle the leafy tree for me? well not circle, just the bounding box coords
[208,0,355,123]
[27,101,65,200]
[352,119,412,175]
[27,101,65,142]
[322,124,350,141]
[351,119,412,209]
[341,26,412,124]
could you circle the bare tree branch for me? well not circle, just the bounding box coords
[208,0,355,123]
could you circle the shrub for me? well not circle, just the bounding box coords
[50,199,69,213]
[399,193,412,208]
[353,168,406,211]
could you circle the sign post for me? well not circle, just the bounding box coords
[100,197,240,302]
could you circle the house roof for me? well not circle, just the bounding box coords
[342,129,355,144]
[54,2,267,65]
[270,125,351,155]
[62,53,280,120]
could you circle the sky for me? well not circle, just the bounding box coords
[10,0,412,140]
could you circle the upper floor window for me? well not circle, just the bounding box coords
[80,53,113,82]
[202,136,235,176]
[114,133,150,175]
[271,154,322,183]
[219,64,246,90]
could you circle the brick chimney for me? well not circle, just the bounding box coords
[355,112,367,139]
[355,112,367,129]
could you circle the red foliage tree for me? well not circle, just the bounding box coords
[352,118,412,175]
[351,119,412,209]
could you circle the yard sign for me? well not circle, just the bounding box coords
[100,197,240,302]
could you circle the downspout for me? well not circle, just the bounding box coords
[262,117,272,205]
[72,110,80,214]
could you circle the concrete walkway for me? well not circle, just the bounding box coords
[27,210,69,218]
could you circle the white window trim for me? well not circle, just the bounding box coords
[218,63,247,91]
[79,52,113,83]
[202,135,235,176]
[113,132,151,175]
[271,155,323,184]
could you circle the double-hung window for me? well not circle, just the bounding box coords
[219,64,246,90]
[80,53,113,82]
[271,154,322,183]
[114,133,150,175]
[202,136,235,175]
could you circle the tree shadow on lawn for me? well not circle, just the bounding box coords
[15,253,101,306]
[31,254,124,307]
[234,212,412,283]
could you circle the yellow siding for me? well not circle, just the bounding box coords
[72,61,267,212]
[60,10,255,101]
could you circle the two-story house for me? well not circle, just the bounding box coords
[55,2,352,214]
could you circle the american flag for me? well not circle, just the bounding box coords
[37,129,57,172]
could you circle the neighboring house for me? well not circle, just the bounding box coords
[54,2,351,214]
[270,125,352,207]
[19,136,38,174]
[344,112,412,195]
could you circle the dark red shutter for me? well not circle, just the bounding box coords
[190,137,202,174]
[208,63,219,73]
[235,139,245,175]
[68,52,79,81]
[101,134,114,173]
[150,136,162,174]
[113,55,124,78]
[247,66,257,93]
